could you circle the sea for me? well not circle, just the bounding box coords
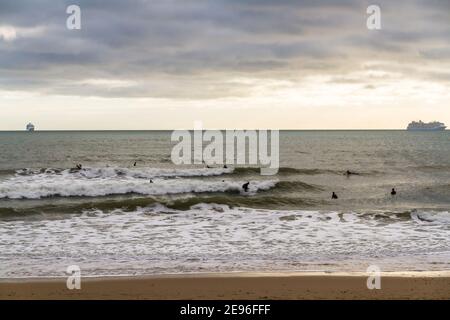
[0,130,449,277]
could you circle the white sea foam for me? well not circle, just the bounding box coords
[17,166,233,179]
[0,169,276,199]
[411,210,450,224]
[1,204,449,277]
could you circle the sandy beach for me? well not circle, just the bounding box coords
[1,272,449,300]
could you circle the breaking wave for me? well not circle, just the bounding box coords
[14,166,233,179]
[0,166,281,199]
[0,172,277,199]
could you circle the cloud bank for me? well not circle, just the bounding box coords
[0,0,449,99]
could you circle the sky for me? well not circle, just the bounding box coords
[0,0,449,130]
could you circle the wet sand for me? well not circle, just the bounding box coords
[1,272,449,300]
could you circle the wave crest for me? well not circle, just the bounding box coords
[15,166,233,179]
[0,171,277,199]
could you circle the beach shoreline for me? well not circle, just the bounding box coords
[1,271,449,300]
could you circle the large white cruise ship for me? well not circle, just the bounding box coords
[407,121,446,131]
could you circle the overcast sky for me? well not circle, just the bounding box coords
[0,0,449,129]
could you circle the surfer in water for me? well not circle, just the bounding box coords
[133,161,137,167]
[391,188,397,196]
[242,182,250,192]
[345,170,358,176]
[332,192,338,199]
[75,164,82,170]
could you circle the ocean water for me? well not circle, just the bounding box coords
[0,130,449,277]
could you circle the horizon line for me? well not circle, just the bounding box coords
[1,129,446,132]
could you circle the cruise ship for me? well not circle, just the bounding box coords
[407,121,446,131]
[26,123,35,132]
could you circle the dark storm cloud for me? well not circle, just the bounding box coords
[0,0,449,98]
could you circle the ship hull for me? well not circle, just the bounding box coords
[407,127,446,131]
